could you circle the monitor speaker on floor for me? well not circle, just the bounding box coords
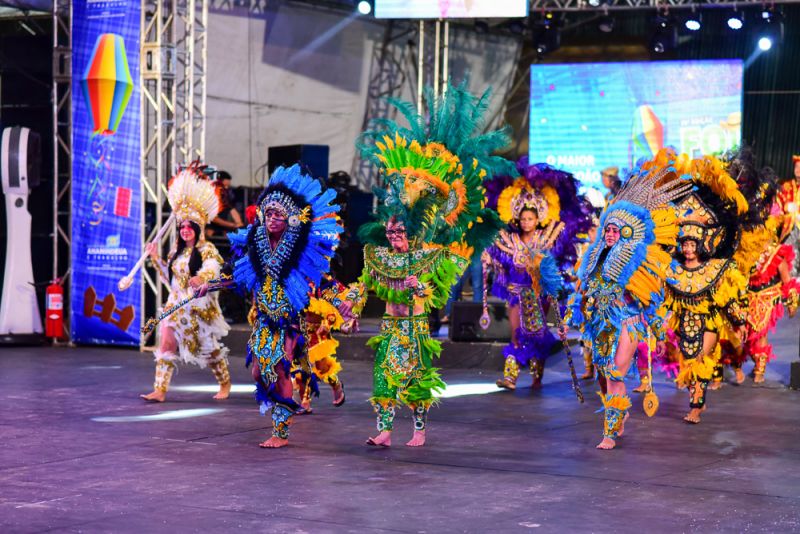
[449,301,510,342]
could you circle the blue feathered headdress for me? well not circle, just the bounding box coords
[228,165,342,313]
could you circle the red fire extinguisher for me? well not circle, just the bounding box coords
[45,279,65,339]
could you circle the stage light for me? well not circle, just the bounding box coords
[357,0,371,15]
[684,11,702,31]
[651,14,677,54]
[755,10,783,51]
[597,15,614,33]
[587,0,606,7]
[726,11,744,30]
[532,13,562,57]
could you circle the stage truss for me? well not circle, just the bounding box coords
[51,0,72,343]
[140,0,209,350]
[529,0,800,11]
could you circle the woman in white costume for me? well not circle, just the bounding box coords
[140,163,231,402]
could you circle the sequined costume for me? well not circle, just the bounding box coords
[487,231,563,388]
[227,165,342,441]
[358,79,509,438]
[743,240,800,379]
[776,163,800,276]
[148,164,230,395]
[568,149,690,444]
[360,244,469,429]
[292,276,367,411]
[484,163,592,389]
[661,154,750,417]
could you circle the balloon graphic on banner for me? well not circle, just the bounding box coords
[81,33,133,136]
[631,104,664,159]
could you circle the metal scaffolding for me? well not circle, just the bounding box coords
[51,0,72,342]
[350,20,418,191]
[140,0,208,349]
[529,0,800,12]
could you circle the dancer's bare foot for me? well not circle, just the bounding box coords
[581,369,594,380]
[495,377,516,390]
[140,390,166,402]
[366,431,392,447]
[632,381,647,393]
[753,374,765,384]
[406,430,426,447]
[708,381,722,391]
[332,382,345,406]
[596,437,616,450]
[259,436,289,448]
[617,412,630,437]
[213,381,231,400]
[296,399,313,416]
[734,368,745,384]
[683,408,702,424]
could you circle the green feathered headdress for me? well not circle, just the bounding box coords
[357,79,513,254]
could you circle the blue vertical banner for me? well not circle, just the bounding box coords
[71,0,141,345]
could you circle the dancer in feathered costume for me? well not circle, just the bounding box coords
[484,161,593,389]
[292,275,367,414]
[226,165,343,448]
[660,153,749,423]
[724,151,800,383]
[141,163,230,402]
[776,155,800,276]
[567,148,691,450]
[357,80,509,447]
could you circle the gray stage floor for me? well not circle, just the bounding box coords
[1,317,799,533]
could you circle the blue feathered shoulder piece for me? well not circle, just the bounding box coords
[538,252,563,298]
[227,164,342,313]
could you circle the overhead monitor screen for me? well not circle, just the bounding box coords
[529,59,743,190]
[374,0,528,19]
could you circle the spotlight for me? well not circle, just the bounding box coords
[684,11,702,31]
[755,8,783,51]
[357,0,372,15]
[532,13,562,56]
[597,15,614,33]
[726,10,744,30]
[651,14,677,54]
[587,0,606,7]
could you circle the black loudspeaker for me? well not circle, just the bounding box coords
[268,144,329,180]
[790,361,800,390]
[449,301,511,342]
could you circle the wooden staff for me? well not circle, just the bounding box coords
[118,213,176,291]
[550,296,584,404]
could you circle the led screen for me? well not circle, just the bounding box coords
[374,0,528,19]
[529,59,743,190]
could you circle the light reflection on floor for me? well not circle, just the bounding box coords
[437,383,503,398]
[92,408,225,423]
[172,384,254,394]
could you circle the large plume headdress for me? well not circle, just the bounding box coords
[357,79,513,255]
[672,153,748,261]
[724,147,780,275]
[228,164,343,312]
[577,148,692,305]
[167,161,222,229]
[487,159,594,270]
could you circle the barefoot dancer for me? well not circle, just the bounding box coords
[662,154,750,424]
[225,165,343,448]
[357,80,509,447]
[293,275,367,414]
[568,149,689,450]
[141,164,231,403]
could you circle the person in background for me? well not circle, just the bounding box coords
[601,166,622,203]
[205,170,244,239]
